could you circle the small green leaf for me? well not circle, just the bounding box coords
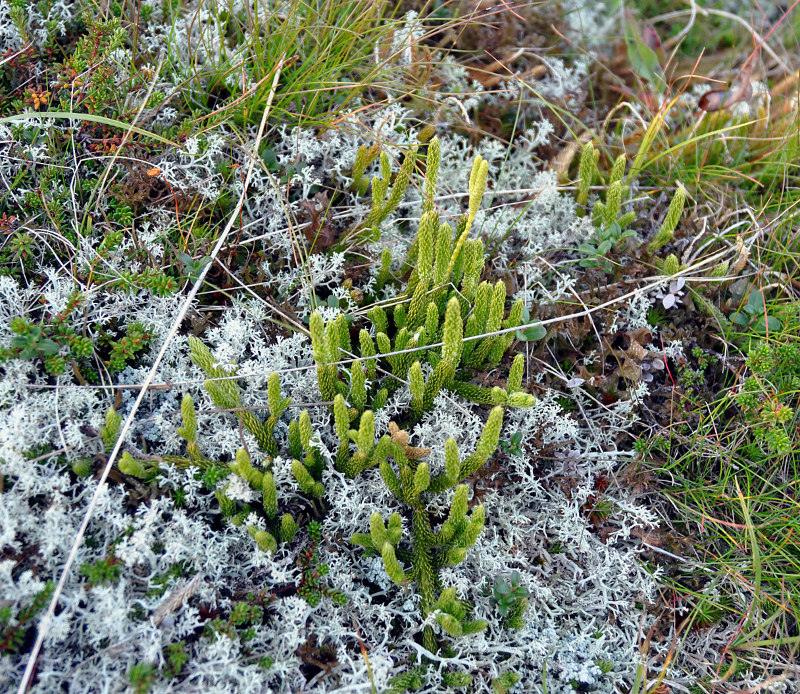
[623,9,663,90]
[747,290,765,312]
[732,313,750,326]
[11,334,36,350]
[516,324,546,342]
[260,148,279,171]
[753,315,782,332]
[38,339,60,356]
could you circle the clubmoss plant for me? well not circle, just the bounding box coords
[663,253,681,275]
[576,140,599,212]
[350,143,381,196]
[649,183,687,252]
[189,337,289,456]
[332,395,393,478]
[309,138,535,420]
[176,394,201,461]
[116,382,320,554]
[99,407,122,453]
[351,406,504,653]
[574,143,687,272]
[363,145,419,242]
[591,153,635,231]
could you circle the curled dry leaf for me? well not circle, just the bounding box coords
[388,421,431,460]
[619,356,642,382]
[698,62,754,112]
[626,340,649,361]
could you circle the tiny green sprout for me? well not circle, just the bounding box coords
[499,431,524,456]
[442,671,474,688]
[118,452,149,478]
[662,253,680,275]
[492,670,521,694]
[71,458,93,477]
[127,663,157,694]
[690,594,728,630]
[80,554,121,587]
[594,658,614,675]
[578,221,636,273]
[515,305,546,342]
[99,408,122,452]
[490,571,529,617]
[164,641,188,679]
[248,526,277,553]
[386,667,425,693]
[177,252,212,282]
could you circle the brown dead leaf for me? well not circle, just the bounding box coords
[626,340,649,361]
[299,191,337,252]
[389,421,431,460]
[619,356,642,382]
[698,62,754,112]
[628,327,653,346]
[575,363,603,387]
[617,463,656,495]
